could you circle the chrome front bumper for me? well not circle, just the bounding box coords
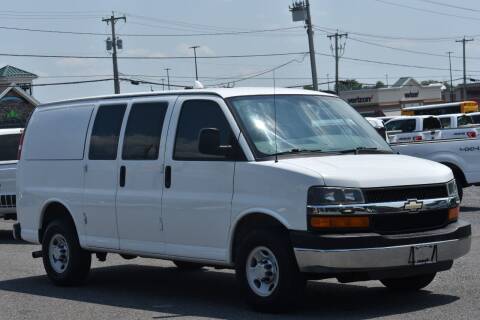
[293,221,471,273]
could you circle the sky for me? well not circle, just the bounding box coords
[2,0,480,102]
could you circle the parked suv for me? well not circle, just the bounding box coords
[0,128,21,220]
[15,88,471,312]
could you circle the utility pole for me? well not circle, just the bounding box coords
[103,12,126,94]
[447,51,454,102]
[456,37,474,100]
[190,45,200,80]
[328,31,348,94]
[165,68,171,90]
[290,0,318,91]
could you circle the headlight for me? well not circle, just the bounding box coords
[308,187,365,206]
[447,180,458,197]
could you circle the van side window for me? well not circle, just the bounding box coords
[89,104,126,160]
[122,102,168,160]
[386,119,415,133]
[174,100,234,161]
[440,117,451,128]
[423,117,441,130]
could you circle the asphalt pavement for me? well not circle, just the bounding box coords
[0,187,479,319]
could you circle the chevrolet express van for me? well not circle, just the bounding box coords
[15,88,471,312]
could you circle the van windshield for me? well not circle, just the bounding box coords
[0,133,20,161]
[228,95,391,158]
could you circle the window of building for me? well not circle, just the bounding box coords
[89,104,126,160]
[174,100,234,161]
[122,102,168,160]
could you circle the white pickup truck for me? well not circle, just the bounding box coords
[0,128,21,220]
[391,138,480,200]
[385,116,442,143]
[437,113,479,139]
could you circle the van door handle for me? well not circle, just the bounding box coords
[120,165,126,187]
[165,165,171,188]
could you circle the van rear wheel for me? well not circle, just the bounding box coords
[42,219,91,286]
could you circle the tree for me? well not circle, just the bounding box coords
[375,81,386,88]
[336,79,363,92]
[420,80,441,86]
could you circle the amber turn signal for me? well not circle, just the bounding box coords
[448,207,460,222]
[310,216,369,229]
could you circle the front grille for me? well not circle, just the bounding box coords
[0,194,16,208]
[371,209,449,234]
[363,184,448,203]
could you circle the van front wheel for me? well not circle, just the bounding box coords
[42,219,91,286]
[380,273,436,291]
[235,230,306,312]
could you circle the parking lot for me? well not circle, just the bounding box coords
[0,188,478,320]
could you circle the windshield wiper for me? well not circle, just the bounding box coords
[338,147,393,154]
[270,148,324,157]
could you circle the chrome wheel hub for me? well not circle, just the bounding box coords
[49,234,69,273]
[246,246,279,297]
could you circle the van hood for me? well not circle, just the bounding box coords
[279,154,453,188]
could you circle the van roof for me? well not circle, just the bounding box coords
[39,87,336,107]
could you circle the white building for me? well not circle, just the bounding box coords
[339,77,443,116]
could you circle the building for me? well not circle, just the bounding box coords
[443,82,480,103]
[338,77,443,116]
[0,65,39,128]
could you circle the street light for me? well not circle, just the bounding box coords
[189,45,200,80]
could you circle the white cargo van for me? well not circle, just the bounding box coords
[15,88,471,312]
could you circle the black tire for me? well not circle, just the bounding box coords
[380,273,436,291]
[235,229,306,313]
[172,260,204,270]
[42,218,91,286]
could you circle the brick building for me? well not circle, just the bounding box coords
[0,65,39,129]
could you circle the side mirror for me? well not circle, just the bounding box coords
[198,128,232,156]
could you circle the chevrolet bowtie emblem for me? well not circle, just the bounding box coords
[404,199,423,212]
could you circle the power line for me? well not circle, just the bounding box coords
[0,51,309,60]
[18,78,114,87]
[315,52,474,72]
[346,36,474,60]
[414,0,480,13]
[375,0,480,22]
[315,26,480,42]
[0,24,303,37]
[1,48,478,73]
[210,54,308,87]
